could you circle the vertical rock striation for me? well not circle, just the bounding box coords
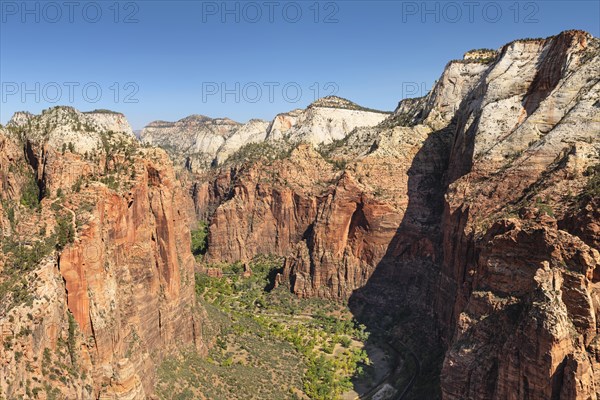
[190,30,600,399]
[0,109,203,399]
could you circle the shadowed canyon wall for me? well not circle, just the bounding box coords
[193,30,600,399]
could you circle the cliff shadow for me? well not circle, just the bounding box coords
[348,114,476,399]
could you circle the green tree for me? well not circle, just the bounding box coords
[191,222,208,256]
[56,216,75,250]
[71,177,83,193]
[20,173,40,209]
[6,206,15,226]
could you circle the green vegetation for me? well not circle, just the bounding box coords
[157,255,371,399]
[447,55,496,65]
[327,158,347,171]
[6,205,15,227]
[467,48,496,53]
[0,199,78,311]
[316,136,350,159]
[55,215,75,250]
[0,236,55,311]
[92,130,139,192]
[226,141,293,165]
[190,221,208,258]
[157,301,306,400]
[535,197,554,217]
[20,171,40,209]
[100,175,120,191]
[310,97,392,114]
[67,312,77,367]
[71,176,83,193]
[84,109,120,114]
[315,138,352,170]
[36,321,86,398]
[380,111,417,128]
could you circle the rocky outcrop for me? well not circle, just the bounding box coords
[203,144,330,263]
[140,115,252,172]
[191,30,600,399]
[281,173,401,299]
[84,109,135,137]
[441,219,600,399]
[266,97,390,145]
[0,110,203,399]
[140,96,389,173]
[213,119,271,164]
[7,107,134,155]
[55,147,201,397]
[437,30,600,399]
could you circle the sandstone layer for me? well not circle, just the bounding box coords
[189,30,600,399]
[140,96,390,173]
[0,109,203,399]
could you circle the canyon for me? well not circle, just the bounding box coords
[0,29,599,399]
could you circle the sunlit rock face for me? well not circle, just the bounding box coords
[0,108,204,399]
[192,30,600,399]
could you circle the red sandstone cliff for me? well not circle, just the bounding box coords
[437,30,600,399]
[191,30,600,399]
[0,109,203,399]
[2,30,597,400]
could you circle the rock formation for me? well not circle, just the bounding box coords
[187,30,600,399]
[139,96,390,173]
[140,115,261,172]
[0,108,203,399]
[437,30,600,400]
[1,29,598,400]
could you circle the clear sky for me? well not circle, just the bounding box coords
[1,0,599,129]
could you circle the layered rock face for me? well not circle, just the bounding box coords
[0,109,202,399]
[140,96,390,173]
[83,109,135,137]
[189,30,600,399]
[140,115,267,172]
[438,30,600,399]
[201,144,330,263]
[266,97,390,146]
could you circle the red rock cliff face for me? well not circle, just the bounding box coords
[282,173,401,299]
[0,114,203,400]
[194,30,600,399]
[57,149,202,397]
[437,30,600,399]
[198,128,449,301]
[200,145,330,263]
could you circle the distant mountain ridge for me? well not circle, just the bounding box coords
[139,96,390,172]
[1,29,599,400]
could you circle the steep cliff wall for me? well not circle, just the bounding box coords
[0,109,203,400]
[191,30,600,399]
[438,30,600,399]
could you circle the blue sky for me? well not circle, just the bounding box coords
[1,0,599,129]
